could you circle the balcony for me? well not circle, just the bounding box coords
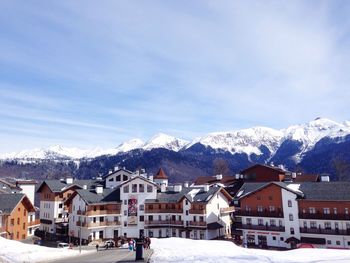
[76,220,121,228]
[299,213,350,220]
[28,219,40,227]
[145,208,183,214]
[240,224,285,232]
[235,210,283,218]
[188,221,207,227]
[77,209,121,216]
[300,227,350,236]
[220,207,235,214]
[145,220,184,227]
[189,209,206,214]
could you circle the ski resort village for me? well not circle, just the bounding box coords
[1,163,350,262]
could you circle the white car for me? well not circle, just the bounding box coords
[104,240,115,248]
[57,242,70,249]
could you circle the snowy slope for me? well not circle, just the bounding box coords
[150,237,350,263]
[116,138,145,153]
[0,237,92,263]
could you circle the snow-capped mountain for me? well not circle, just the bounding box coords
[1,118,350,162]
[142,133,189,152]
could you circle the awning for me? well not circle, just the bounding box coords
[207,222,224,230]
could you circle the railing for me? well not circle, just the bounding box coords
[145,220,184,226]
[240,224,285,232]
[28,219,40,226]
[300,227,350,236]
[188,221,207,227]
[235,210,283,218]
[189,209,206,214]
[299,213,350,220]
[77,209,121,216]
[220,207,235,214]
[145,208,183,214]
[76,220,121,228]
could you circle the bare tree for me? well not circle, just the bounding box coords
[332,157,350,181]
[213,158,230,176]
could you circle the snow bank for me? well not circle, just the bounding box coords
[0,237,92,263]
[150,238,350,263]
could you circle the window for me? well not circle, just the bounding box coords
[158,229,162,237]
[186,210,189,216]
[139,184,144,193]
[288,200,292,207]
[327,240,332,245]
[303,221,307,228]
[257,205,263,212]
[59,203,63,209]
[289,214,293,221]
[269,206,275,212]
[185,200,189,205]
[272,236,276,241]
[345,208,349,214]
[323,208,330,214]
[333,208,338,214]
[290,227,295,235]
[270,219,276,226]
[268,196,273,201]
[58,213,62,218]
[139,204,144,211]
[140,215,144,222]
[124,221,127,227]
[108,177,114,182]
[22,223,25,230]
[121,184,129,193]
[279,220,282,227]
[116,175,121,181]
[336,241,341,245]
[123,175,128,181]
[124,199,127,205]
[17,218,20,225]
[245,205,251,212]
[23,210,26,216]
[346,223,350,230]
[280,237,284,241]
[147,185,153,193]
[149,230,153,238]
[309,207,316,214]
[310,221,317,229]
[324,222,331,229]
[258,219,263,226]
[124,210,127,216]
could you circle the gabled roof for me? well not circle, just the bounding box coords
[36,179,100,193]
[0,193,35,214]
[240,164,287,174]
[235,181,303,200]
[102,167,132,179]
[118,175,158,187]
[74,188,121,205]
[154,168,168,179]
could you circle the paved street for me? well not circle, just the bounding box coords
[50,247,153,263]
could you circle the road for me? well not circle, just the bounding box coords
[50,247,153,263]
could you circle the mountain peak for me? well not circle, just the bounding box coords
[143,133,189,152]
[116,138,144,153]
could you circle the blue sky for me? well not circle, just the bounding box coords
[0,0,350,152]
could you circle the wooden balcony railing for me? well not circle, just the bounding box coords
[76,220,121,228]
[189,209,206,214]
[299,213,350,220]
[145,208,183,214]
[235,210,283,218]
[145,220,184,226]
[300,227,350,236]
[188,221,207,227]
[28,219,40,227]
[77,209,121,216]
[220,207,235,214]
[241,224,285,232]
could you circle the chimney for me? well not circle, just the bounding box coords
[96,185,103,194]
[203,184,210,192]
[183,182,189,188]
[66,177,73,184]
[174,184,182,192]
[216,174,223,180]
[109,169,113,174]
[83,184,87,190]
[114,166,119,172]
[235,174,240,179]
[160,183,166,193]
[321,175,330,182]
[292,173,297,179]
[148,175,154,182]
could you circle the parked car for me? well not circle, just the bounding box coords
[57,242,70,249]
[103,240,115,248]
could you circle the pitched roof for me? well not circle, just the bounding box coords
[0,179,22,193]
[75,188,121,204]
[240,164,287,174]
[154,168,168,179]
[297,182,350,201]
[193,176,236,186]
[0,193,29,214]
[293,174,320,182]
[102,167,132,179]
[37,179,100,193]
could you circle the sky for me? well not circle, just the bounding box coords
[0,0,350,153]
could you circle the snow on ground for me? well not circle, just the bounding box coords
[150,238,350,263]
[0,237,92,263]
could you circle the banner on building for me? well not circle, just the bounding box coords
[128,196,138,225]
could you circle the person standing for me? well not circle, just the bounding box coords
[96,244,99,252]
